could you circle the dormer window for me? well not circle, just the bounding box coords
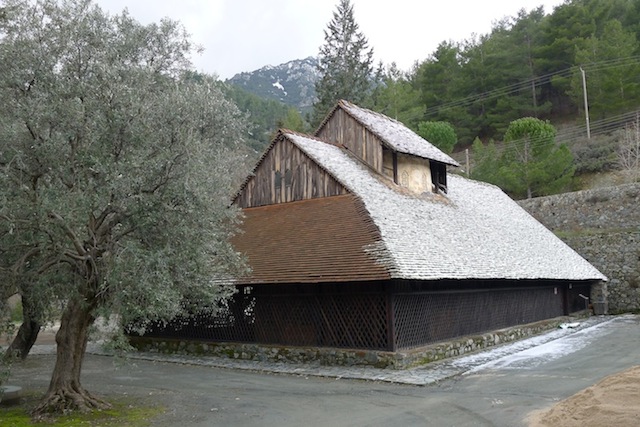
[382,147,397,183]
[430,161,447,194]
[383,149,448,195]
[314,100,459,197]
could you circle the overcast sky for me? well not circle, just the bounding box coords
[94,0,566,80]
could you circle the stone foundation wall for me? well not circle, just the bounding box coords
[519,183,640,313]
[129,315,578,369]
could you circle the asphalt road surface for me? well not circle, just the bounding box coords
[5,315,640,426]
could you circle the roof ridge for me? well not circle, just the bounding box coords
[313,102,342,135]
[334,100,460,167]
[338,99,406,126]
[335,100,399,153]
[280,128,344,149]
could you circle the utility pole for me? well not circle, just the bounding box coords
[580,67,591,139]
[526,34,538,117]
[465,148,470,177]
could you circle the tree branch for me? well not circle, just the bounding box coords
[36,256,72,275]
[48,212,87,256]
[25,121,42,142]
[11,247,41,275]
[94,207,114,229]
[63,250,91,262]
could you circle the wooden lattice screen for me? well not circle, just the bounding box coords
[252,292,388,349]
[392,285,565,350]
[141,283,390,351]
[139,281,594,352]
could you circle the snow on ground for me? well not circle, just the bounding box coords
[450,316,620,374]
[272,80,286,95]
[11,315,632,387]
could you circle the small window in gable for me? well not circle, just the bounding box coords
[430,161,448,194]
[284,168,293,188]
[274,170,282,190]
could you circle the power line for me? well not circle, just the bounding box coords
[477,109,640,158]
[423,55,640,117]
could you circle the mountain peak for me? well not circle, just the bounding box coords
[226,57,320,112]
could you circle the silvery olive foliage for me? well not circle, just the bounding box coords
[0,0,248,341]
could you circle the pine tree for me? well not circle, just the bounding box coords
[417,121,458,154]
[501,118,575,199]
[312,0,374,126]
[474,118,575,199]
[570,20,640,120]
[370,62,423,129]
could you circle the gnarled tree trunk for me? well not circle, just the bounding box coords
[32,298,110,416]
[4,294,41,360]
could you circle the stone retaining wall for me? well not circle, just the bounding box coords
[129,315,579,369]
[519,183,640,313]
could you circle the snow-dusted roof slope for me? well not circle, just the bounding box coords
[337,100,460,167]
[285,131,606,282]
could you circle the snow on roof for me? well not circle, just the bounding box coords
[285,131,606,282]
[337,100,460,167]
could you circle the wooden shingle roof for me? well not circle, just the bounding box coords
[318,100,460,167]
[282,131,607,282]
[231,194,392,284]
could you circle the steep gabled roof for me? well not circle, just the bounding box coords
[284,131,606,282]
[317,100,460,167]
[231,194,392,284]
[231,129,343,205]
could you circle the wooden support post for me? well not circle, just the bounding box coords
[386,284,396,352]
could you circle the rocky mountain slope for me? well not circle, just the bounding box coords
[226,57,319,112]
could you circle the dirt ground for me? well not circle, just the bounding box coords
[528,365,640,426]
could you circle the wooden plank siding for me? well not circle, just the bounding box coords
[317,108,384,174]
[235,136,349,208]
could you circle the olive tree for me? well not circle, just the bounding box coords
[0,0,247,414]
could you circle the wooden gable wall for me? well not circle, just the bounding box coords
[317,108,384,174]
[234,136,349,208]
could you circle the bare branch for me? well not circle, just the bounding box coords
[24,121,42,142]
[617,115,640,181]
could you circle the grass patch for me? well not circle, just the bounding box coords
[10,303,23,323]
[0,396,165,426]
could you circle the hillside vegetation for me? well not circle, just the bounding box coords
[225,0,640,196]
[367,0,640,196]
[372,0,640,140]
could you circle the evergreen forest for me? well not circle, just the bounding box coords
[374,0,640,142]
[234,0,640,198]
[368,0,640,196]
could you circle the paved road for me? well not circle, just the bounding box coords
[6,315,640,426]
